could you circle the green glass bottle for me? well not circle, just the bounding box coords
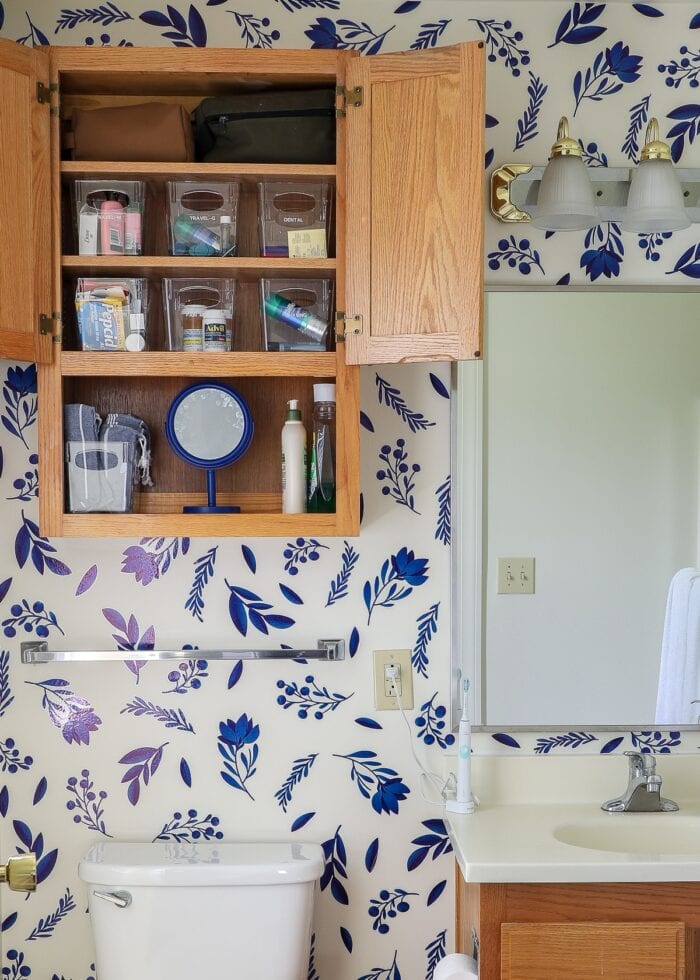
[308,383,336,513]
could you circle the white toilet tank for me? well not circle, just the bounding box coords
[79,841,324,980]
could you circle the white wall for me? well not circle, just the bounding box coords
[483,291,700,725]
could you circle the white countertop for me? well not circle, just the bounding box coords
[445,801,700,883]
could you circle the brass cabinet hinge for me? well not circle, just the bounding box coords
[37,82,60,116]
[335,84,363,118]
[39,313,62,343]
[335,312,362,341]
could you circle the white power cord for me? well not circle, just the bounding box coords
[386,665,453,807]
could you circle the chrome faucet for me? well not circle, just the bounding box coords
[601,751,679,813]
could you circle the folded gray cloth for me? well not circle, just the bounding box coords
[99,412,153,487]
[64,403,100,443]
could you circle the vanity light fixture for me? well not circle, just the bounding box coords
[490,118,699,232]
[623,117,691,233]
[531,116,599,231]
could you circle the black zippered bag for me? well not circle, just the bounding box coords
[193,90,336,163]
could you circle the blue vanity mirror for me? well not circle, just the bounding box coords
[165,381,253,513]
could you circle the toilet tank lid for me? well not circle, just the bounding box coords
[79,842,324,887]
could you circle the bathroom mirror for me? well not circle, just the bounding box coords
[165,381,254,514]
[456,289,700,729]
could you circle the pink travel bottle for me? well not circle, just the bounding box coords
[100,199,124,254]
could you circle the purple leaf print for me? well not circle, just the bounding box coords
[119,743,168,806]
[102,607,127,633]
[75,565,98,596]
[103,608,155,682]
[26,680,101,745]
[122,537,190,585]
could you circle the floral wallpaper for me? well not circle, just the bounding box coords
[1,2,700,979]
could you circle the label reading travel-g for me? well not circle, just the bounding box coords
[287,228,327,259]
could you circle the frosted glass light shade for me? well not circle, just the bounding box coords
[532,155,599,231]
[624,158,690,232]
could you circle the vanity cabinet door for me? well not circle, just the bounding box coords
[343,41,484,365]
[0,40,53,364]
[501,921,685,979]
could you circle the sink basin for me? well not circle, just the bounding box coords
[554,815,700,856]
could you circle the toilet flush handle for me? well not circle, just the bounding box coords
[93,889,132,909]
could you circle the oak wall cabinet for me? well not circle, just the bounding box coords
[458,877,696,979]
[0,41,483,537]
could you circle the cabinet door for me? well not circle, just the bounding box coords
[501,921,685,979]
[0,40,53,364]
[344,42,484,365]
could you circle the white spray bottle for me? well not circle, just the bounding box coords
[446,679,475,815]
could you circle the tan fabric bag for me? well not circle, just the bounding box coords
[67,103,194,161]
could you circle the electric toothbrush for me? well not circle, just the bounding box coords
[446,679,475,814]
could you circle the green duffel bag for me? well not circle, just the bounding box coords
[193,89,336,163]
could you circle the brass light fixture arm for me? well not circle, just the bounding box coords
[1,855,37,892]
[490,164,534,223]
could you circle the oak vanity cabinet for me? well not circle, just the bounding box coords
[458,880,696,978]
[0,41,483,538]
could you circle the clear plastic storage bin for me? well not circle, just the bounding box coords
[74,278,149,351]
[163,278,236,352]
[168,181,240,256]
[66,440,132,513]
[258,181,332,258]
[73,180,145,256]
[260,279,332,352]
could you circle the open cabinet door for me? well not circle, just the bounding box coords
[0,40,53,364]
[344,42,484,364]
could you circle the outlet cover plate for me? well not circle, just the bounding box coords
[373,649,413,710]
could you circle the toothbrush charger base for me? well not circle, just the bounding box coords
[446,798,476,815]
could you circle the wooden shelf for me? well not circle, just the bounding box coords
[61,162,336,184]
[61,511,340,537]
[62,255,336,279]
[60,351,337,377]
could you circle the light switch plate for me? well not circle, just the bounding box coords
[373,649,413,710]
[498,557,535,594]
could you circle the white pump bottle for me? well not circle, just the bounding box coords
[281,399,307,514]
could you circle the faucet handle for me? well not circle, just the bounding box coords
[624,750,656,775]
[624,750,646,773]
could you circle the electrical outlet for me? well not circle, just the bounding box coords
[373,649,413,710]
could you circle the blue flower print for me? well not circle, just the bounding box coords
[573,42,643,115]
[217,714,259,799]
[580,222,624,281]
[334,751,410,815]
[363,548,429,623]
[2,366,37,449]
